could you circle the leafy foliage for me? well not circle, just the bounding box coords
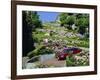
[75,16,89,35]
[66,55,76,66]
[59,13,75,28]
[27,45,53,58]
[59,13,68,26]
[59,13,89,35]
[22,11,42,56]
[66,16,75,29]
[26,11,42,28]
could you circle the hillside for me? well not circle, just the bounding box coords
[23,22,89,69]
[22,11,89,69]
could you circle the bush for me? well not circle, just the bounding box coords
[66,55,76,66]
[37,46,53,55]
[27,45,53,58]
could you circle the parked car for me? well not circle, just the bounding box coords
[57,47,82,60]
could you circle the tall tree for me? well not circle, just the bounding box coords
[22,11,42,56]
[59,13,68,26]
[75,14,89,35]
[59,13,75,29]
[66,16,75,29]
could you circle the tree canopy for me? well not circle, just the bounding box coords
[22,11,42,56]
[59,13,89,35]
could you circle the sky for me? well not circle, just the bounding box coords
[37,11,59,23]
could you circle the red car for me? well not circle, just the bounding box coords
[57,47,82,60]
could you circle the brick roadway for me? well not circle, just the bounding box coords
[40,58,66,67]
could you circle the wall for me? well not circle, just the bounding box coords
[0,0,100,80]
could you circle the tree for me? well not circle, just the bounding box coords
[59,13,75,29]
[22,11,42,56]
[26,11,42,28]
[75,14,89,35]
[66,16,75,29]
[59,13,68,26]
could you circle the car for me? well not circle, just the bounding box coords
[57,47,82,60]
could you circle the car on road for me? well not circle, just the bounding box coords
[57,47,82,60]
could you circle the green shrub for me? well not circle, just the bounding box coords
[66,55,76,66]
[27,45,53,58]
